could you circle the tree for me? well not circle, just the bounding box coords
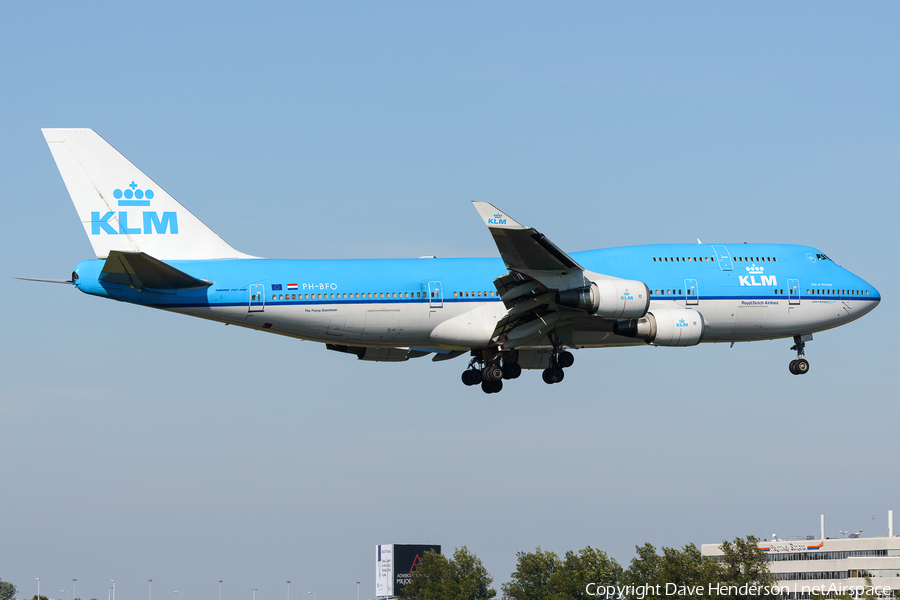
[716,536,779,599]
[621,537,776,600]
[0,580,16,600]
[501,546,622,600]
[401,546,496,600]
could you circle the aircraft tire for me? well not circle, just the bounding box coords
[481,379,502,394]
[503,363,522,379]
[542,368,553,384]
[796,359,810,374]
[550,367,565,383]
[484,365,504,382]
[789,360,798,375]
[558,351,574,368]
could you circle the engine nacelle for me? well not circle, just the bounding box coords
[613,308,705,347]
[555,279,650,319]
[326,344,428,362]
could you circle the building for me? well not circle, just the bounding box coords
[702,512,900,598]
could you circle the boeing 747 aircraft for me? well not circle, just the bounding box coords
[33,129,880,393]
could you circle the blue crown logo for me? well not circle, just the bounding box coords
[676,318,688,327]
[113,181,154,205]
[494,213,503,219]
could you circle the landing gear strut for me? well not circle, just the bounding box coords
[789,334,812,375]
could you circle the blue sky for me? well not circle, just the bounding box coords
[2,2,898,599]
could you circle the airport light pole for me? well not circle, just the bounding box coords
[111,580,115,600]
[73,579,77,600]
[36,578,40,600]
[149,580,152,600]
[219,581,222,600]
[286,581,290,600]
[356,582,360,600]
[174,591,183,600]
[106,588,112,600]
[307,592,316,600]
[251,589,257,600]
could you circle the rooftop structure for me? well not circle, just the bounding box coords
[702,511,899,599]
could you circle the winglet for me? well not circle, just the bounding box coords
[471,202,582,272]
[472,202,527,230]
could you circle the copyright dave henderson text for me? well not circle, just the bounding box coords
[584,582,894,598]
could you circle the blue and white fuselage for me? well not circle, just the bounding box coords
[72,244,878,348]
[41,129,880,392]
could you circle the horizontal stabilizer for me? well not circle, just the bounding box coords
[472,202,582,272]
[100,251,211,290]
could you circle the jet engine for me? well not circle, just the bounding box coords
[612,308,705,347]
[555,279,650,319]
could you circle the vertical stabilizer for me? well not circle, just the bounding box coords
[43,128,252,260]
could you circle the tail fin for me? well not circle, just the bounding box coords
[43,128,251,260]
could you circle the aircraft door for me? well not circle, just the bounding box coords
[249,284,264,312]
[685,279,699,305]
[711,245,733,271]
[428,281,443,308]
[788,279,800,305]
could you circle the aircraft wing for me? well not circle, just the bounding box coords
[474,202,649,349]
[472,202,583,272]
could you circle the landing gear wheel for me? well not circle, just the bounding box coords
[481,379,503,394]
[483,365,504,382]
[462,370,482,386]
[502,363,522,380]
[789,335,812,375]
[558,351,574,368]
[542,367,565,384]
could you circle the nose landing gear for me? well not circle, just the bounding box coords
[789,334,812,375]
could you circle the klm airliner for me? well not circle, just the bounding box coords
[33,129,881,393]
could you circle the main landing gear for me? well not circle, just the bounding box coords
[789,334,812,375]
[461,342,576,393]
[459,349,523,394]
[541,350,573,384]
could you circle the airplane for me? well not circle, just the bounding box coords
[30,128,881,394]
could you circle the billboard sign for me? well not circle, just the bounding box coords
[375,544,441,597]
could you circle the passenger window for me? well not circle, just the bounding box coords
[272,294,276,300]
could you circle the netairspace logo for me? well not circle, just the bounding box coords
[92,181,178,235]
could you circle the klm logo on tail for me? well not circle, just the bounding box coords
[92,182,178,235]
[488,212,507,225]
[739,264,776,287]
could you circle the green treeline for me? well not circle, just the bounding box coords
[400,537,781,600]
